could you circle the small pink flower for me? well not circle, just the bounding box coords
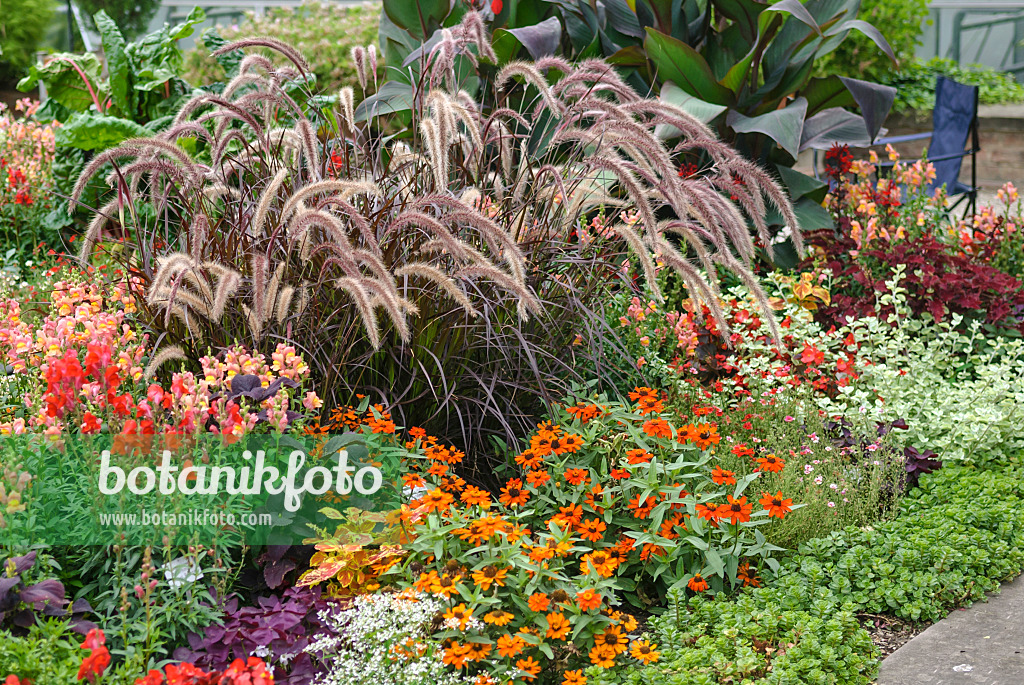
[302,391,323,411]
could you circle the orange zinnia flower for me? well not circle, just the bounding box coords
[564,467,590,486]
[594,625,629,655]
[625,448,653,464]
[718,495,752,525]
[496,634,526,658]
[759,491,793,519]
[414,570,439,593]
[577,517,607,543]
[545,612,571,640]
[443,603,474,629]
[499,478,530,507]
[515,656,542,680]
[688,573,709,592]
[610,610,638,631]
[515,449,545,469]
[580,551,619,577]
[641,418,672,439]
[711,465,736,485]
[695,502,720,523]
[693,423,721,450]
[589,645,616,668]
[466,641,492,660]
[560,433,584,453]
[461,486,492,507]
[526,470,551,488]
[576,588,602,612]
[629,640,660,664]
[628,386,664,415]
[627,494,658,519]
[527,592,551,612]
[565,403,605,424]
[737,562,761,587]
[472,565,508,590]
[551,503,583,529]
[585,484,606,512]
[426,463,449,477]
[755,454,785,473]
[402,472,425,489]
[417,488,453,513]
[562,669,587,685]
[430,572,460,598]
[443,641,471,668]
[484,610,514,625]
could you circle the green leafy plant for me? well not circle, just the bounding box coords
[882,57,1024,114]
[17,7,206,220]
[591,585,877,685]
[771,463,1024,623]
[0,620,84,683]
[0,0,55,78]
[816,0,930,83]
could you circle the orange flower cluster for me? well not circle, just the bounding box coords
[371,387,798,683]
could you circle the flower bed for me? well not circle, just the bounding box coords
[3,3,1024,685]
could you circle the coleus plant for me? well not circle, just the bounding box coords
[0,551,95,635]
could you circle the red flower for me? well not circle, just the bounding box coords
[824,143,853,177]
[82,412,102,434]
[491,0,503,13]
[800,343,824,366]
[78,629,110,682]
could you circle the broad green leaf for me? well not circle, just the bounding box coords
[802,75,856,115]
[169,6,206,41]
[644,28,732,104]
[493,17,562,61]
[766,0,822,36]
[838,76,896,142]
[705,548,725,577]
[774,164,826,202]
[727,96,807,159]
[825,18,897,65]
[799,106,870,150]
[355,81,415,121]
[55,113,151,152]
[94,11,131,115]
[658,81,728,130]
[713,0,764,43]
[17,53,106,115]
[383,0,452,40]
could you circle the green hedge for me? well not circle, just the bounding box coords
[595,464,1024,685]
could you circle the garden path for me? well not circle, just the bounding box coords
[876,573,1024,684]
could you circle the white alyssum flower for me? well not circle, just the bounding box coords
[307,591,500,685]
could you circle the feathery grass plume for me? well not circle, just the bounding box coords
[143,345,187,380]
[367,44,378,84]
[396,263,479,316]
[214,36,312,77]
[420,118,448,190]
[496,61,563,115]
[72,21,801,453]
[351,46,367,90]
[338,87,356,132]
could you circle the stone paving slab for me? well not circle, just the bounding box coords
[876,574,1024,684]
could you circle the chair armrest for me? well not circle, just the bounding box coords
[873,131,933,145]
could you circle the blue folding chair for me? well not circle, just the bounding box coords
[873,76,980,216]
